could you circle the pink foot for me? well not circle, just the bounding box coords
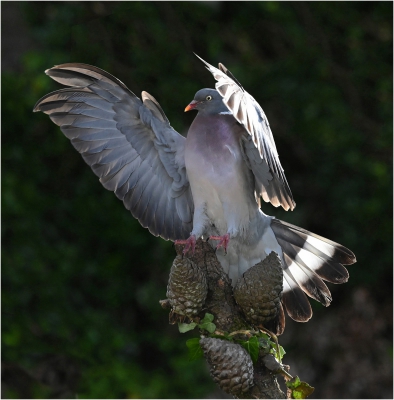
[175,235,196,255]
[209,233,230,254]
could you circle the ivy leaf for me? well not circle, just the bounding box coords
[186,338,203,361]
[198,321,216,333]
[278,345,286,359]
[197,313,216,333]
[269,343,286,362]
[286,376,315,399]
[286,375,301,389]
[178,322,197,333]
[238,336,259,364]
[200,313,214,323]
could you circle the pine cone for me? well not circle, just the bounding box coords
[200,337,254,395]
[234,251,285,335]
[166,255,207,320]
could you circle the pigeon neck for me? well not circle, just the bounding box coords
[197,104,230,116]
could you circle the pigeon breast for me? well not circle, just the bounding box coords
[185,113,258,238]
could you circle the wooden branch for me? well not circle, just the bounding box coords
[162,239,287,399]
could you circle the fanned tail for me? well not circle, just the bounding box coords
[271,219,356,322]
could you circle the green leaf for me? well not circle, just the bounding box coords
[178,322,197,333]
[286,375,301,389]
[197,313,216,333]
[200,313,214,323]
[291,382,315,399]
[198,321,216,333]
[279,345,286,359]
[186,338,203,361]
[286,376,315,399]
[268,341,286,362]
[238,336,259,364]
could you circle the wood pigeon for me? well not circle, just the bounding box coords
[33,55,356,323]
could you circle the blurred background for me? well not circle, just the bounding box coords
[2,2,392,399]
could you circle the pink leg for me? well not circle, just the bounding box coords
[209,233,230,254]
[175,235,196,255]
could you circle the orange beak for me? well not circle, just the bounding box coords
[184,100,199,112]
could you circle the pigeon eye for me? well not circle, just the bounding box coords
[206,95,212,101]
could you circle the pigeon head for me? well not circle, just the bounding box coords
[185,88,229,115]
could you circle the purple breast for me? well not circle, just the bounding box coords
[188,114,243,157]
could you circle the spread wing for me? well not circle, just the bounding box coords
[196,54,296,211]
[34,63,194,240]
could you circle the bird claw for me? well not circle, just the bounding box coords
[209,233,230,254]
[175,235,196,255]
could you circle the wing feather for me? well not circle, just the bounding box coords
[34,63,194,240]
[196,54,295,211]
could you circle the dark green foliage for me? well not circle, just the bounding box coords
[186,338,203,362]
[238,336,260,364]
[178,313,216,334]
[2,2,392,398]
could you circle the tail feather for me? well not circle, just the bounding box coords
[272,219,356,265]
[279,238,349,284]
[282,271,313,322]
[309,258,349,284]
[283,253,332,306]
[271,218,356,322]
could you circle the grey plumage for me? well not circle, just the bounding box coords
[34,63,193,241]
[34,56,356,323]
